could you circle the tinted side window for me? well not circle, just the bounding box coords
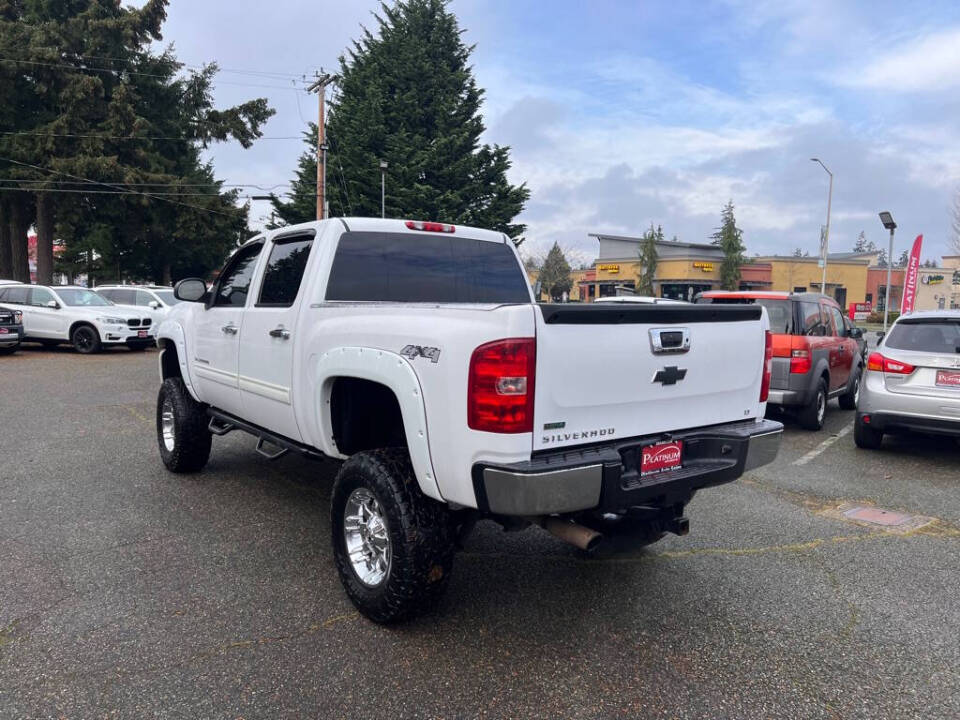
[258,237,313,307]
[828,307,846,337]
[0,287,28,304]
[110,289,136,305]
[30,288,56,307]
[136,290,155,306]
[325,232,530,304]
[800,302,825,336]
[214,242,264,307]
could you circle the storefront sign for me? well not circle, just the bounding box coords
[921,274,944,285]
[848,301,871,321]
[597,264,620,274]
[692,262,714,272]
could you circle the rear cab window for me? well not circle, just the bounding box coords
[885,319,960,353]
[325,231,530,303]
[696,296,794,334]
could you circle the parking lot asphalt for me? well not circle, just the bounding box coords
[1,344,958,719]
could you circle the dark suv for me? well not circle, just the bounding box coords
[0,304,24,354]
[696,291,864,430]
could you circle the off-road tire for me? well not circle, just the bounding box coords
[838,367,861,410]
[854,414,883,449]
[71,324,101,354]
[798,377,828,431]
[331,449,455,624]
[157,377,212,473]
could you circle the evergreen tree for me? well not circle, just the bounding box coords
[322,0,529,237]
[853,231,867,252]
[792,247,805,257]
[711,200,746,290]
[897,249,909,267]
[539,242,572,301]
[636,224,658,295]
[876,249,888,267]
[0,1,274,284]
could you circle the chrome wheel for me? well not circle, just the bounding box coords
[161,398,175,452]
[343,488,391,587]
[853,376,861,405]
[817,391,826,424]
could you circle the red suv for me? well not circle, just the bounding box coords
[696,291,864,430]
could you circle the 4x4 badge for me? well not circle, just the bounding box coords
[653,366,687,385]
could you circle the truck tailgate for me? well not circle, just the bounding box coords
[533,304,767,451]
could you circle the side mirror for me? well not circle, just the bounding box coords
[174,278,208,303]
[148,300,160,309]
[46,300,59,309]
[848,327,863,339]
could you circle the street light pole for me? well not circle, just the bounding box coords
[811,158,833,296]
[379,160,388,218]
[879,211,897,333]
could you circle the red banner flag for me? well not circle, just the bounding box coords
[900,234,923,315]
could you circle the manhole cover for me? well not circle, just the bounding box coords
[843,506,911,526]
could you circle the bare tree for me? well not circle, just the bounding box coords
[952,190,960,255]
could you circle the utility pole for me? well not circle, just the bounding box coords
[306,71,337,220]
[811,158,833,297]
[379,160,388,218]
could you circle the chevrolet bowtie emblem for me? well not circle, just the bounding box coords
[653,366,687,385]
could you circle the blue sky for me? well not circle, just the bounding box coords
[156,0,960,264]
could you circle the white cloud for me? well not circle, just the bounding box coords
[837,27,960,92]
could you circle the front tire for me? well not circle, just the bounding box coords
[798,378,828,431]
[331,449,454,624]
[71,324,101,354]
[157,377,212,473]
[854,414,883,449]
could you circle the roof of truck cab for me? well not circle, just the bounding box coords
[701,290,790,300]
[246,217,511,246]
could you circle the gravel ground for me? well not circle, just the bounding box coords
[1,343,958,719]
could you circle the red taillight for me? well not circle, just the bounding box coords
[866,352,915,375]
[405,220,456,233]
[760,330,772,402]
[789,348,811,374]
[468,338,536,433]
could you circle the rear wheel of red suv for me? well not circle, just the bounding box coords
[798,377,827,431]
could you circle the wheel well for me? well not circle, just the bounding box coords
[330,377,407,456]
[158,339,181,379]
[68,321,96,340]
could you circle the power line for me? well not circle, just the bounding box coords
[0,186,287,199]
[0,155,237,217]
[0,56,308,91]
[0,178,314,188]
[0,130,302,142]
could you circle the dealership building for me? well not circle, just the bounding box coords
[571,232,960,310]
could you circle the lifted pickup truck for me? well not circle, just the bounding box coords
[156,218,782,622]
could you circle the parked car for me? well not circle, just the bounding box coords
[0,284,154,353]
[155,217,782,623]
[855,311,960,448]
[0,304,23,354]
[696,291,863,430]
[96,285,179,335]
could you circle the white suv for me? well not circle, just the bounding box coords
[0,284,154,353]
[96,285,179,335]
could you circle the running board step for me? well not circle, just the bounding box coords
[208,417,236,436]
[255,437,288,461]
[205,407,330,463]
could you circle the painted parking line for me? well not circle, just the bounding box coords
[793,422,854,466]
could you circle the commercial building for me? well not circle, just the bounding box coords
[751,254,873,308]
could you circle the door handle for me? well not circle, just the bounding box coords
[269,326,290,340]
[221,324,238,335]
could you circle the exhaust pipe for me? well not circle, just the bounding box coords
[541,517,603,552]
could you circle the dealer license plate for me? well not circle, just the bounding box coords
[138,330,148,338]
[640,440,683,477]
[936,370,960,387]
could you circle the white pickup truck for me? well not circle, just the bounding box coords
[155,217,782,622]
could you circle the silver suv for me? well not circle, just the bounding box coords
[855,311,960,448]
